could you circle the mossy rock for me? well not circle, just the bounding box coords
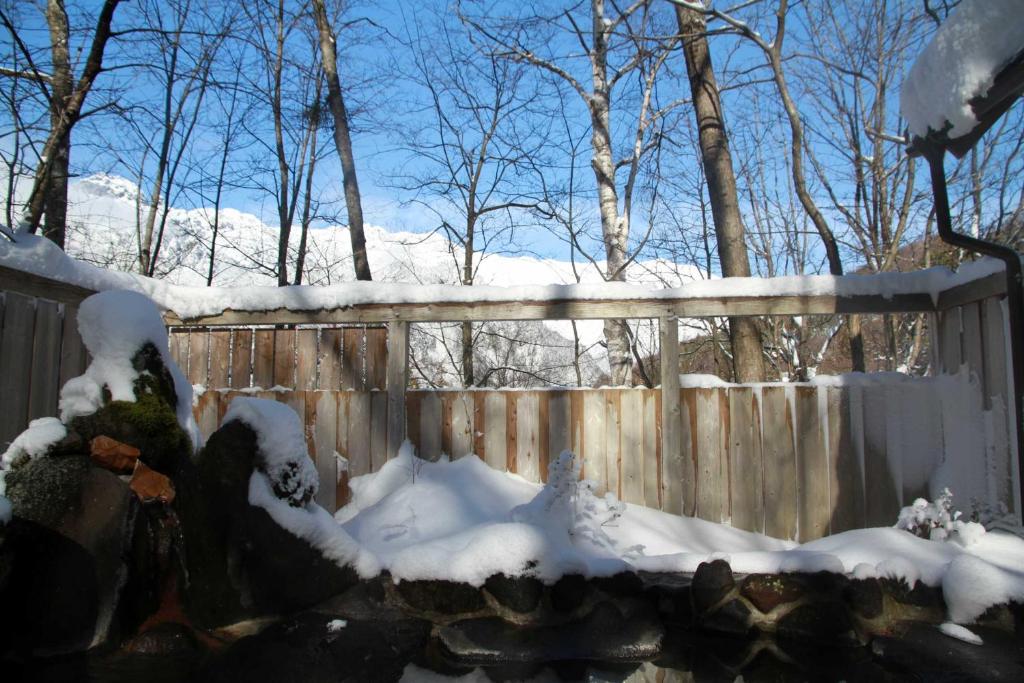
[4,456,93,529]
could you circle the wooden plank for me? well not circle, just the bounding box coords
[335,392,351,505]
[450,392,474,459]
[506,392,519,473]
[365,327,388,390]
[386,321,409,459]
[761,386,797,540]
[936,271,1006,310]
[370,391,388,471]
[230,329,252,389]
[938,307,962,374]
[473,393,487,459]
[660,317,683,515]
[252,329,275,388]
[319,329,345,391]
[273,328,295,388]
[168,329,190,377]
[547,391,571,462]
[342,327,364,390]
[570,390,585,460]
[165,290,941,327]
[309,391,338,512]
[538,392,550,481]
[59,304,88,387]
[295,329,319,390]
[0,264,95,304]
[195,389,222,438]
[680,388,698,517]
[795,387,829,541]
[862,383,900,527]
[346,392,371,477]
[419,391,442,462]
[619,391,644,506]
[0,293,36,446]
[483,392,507,471]
[28,300,62,421]
[186,328,209,386]
[516,392,541,482]
[694,388,723,523]
[207,330,231,389]
[899,382,941,506]
[643,389,660,510]
[960,302,985,386]
[827,386,865,534]
[981,297,1009,409]
[440,392,454,457]
[729,388,764,533]
[582,392,607,492]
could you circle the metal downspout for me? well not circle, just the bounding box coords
[925,148,1024,521]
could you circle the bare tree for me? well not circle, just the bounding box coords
[311,0,371,281]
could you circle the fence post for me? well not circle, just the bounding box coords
[660,316,683,514]
[386,320,410,459]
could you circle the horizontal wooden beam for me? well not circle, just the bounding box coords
[164,291,940,326]
[0,264,96,305]
[936,271,1006,310]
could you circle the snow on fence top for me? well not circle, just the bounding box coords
[0,232,1005,322]
[901,0,1024,140]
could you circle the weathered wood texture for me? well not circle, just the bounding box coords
[167,325,389,390]
[0,292,89,449]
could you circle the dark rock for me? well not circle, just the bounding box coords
[1,458,138,655]
[845,578,884,619]
[198,612,431,683]
[396,579,486,615]
[439,601,663,664]
[777,600,858,645]
[550,573,589,612]
[691,559,735,614]
[700,598,752,637]
[881,578,944,609]
[122,622,201,657]
[180,420,357,628]
[740,573,805,613]
[592,571,644,597]
[802,570,851,595]
[484,573,544,613]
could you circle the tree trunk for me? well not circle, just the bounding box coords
[312,0,371,281]
[42,0,72,249]
[676,6,765,382]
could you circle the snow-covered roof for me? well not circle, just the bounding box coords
[901,0,1024,142]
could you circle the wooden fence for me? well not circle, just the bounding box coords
[0,262,1017,540]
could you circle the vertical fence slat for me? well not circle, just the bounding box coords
[230,329,252,389]
[960,302,985,387]
[386,321,409,460]
[827,386,864,533]
[982,298,1013,512]
[168,329,190,378]
[0,293,35,446]
[253,329,275,388]
[505,392,519,473]
[605,390,622,497]
[319,329,344,391]
[59,304,88,387]
[208,330,231,389]
[729,387,763,533]
[938,307,963,374]
[370,391,388,471]
[516,392,541,482]
[440,392,454,457]
[273,328,295,388]
[309,391,338,511]
[582,391,606,492]
[419,391,442,462]
[28,300,62,421]
[347,392,371,476]
[483,392,507,471]
[795,387,829,541]
[660,317,683,515]
[451,392,473,459]
[643,389,660,510]
[547,390,571,464]
[187,328,209,387]
[695,388,723,523]
[365,327,387,390]
[342,328,364,390]
[862,383,899,527]
[620,390,644,506]
[335,392,351,504]
[296,329,318,390]
[761,386,797,540]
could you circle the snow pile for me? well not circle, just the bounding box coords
[939,621,984,645]
[902,0,1024,139]
[0,417,66,471]
[223,397,319,507]
[225,396,378,576]
[58,290,201,449]
[336,449,1024,624]
[896,489,986,545]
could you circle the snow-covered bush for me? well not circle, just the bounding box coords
[895,489,986,546]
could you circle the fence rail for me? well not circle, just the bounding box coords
[0,262,1017,539]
